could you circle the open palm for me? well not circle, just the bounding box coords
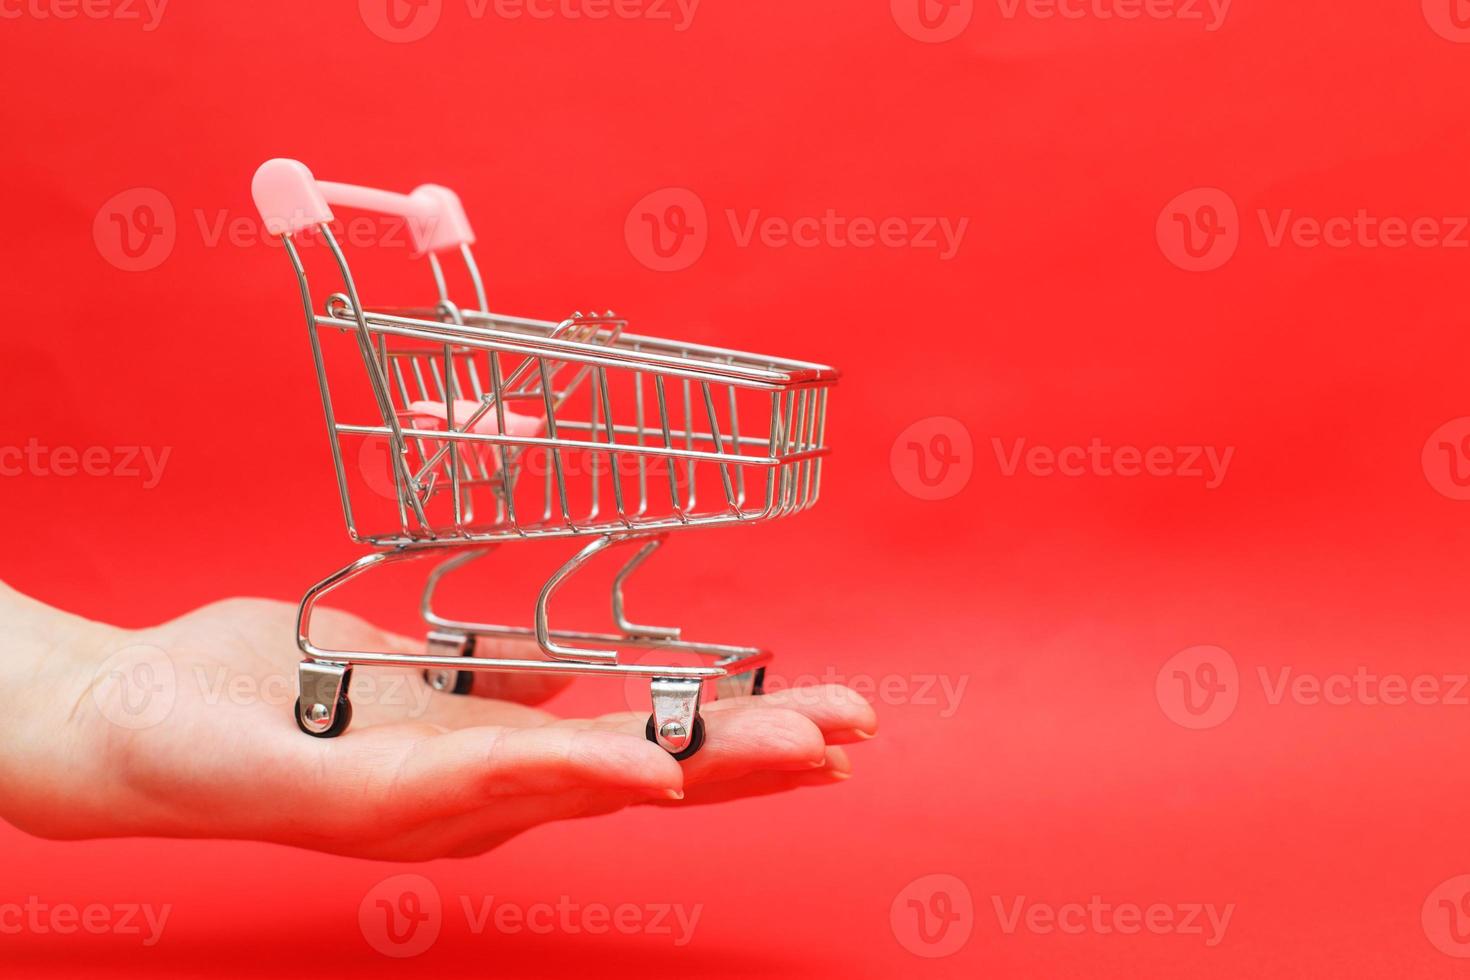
[35,598,875,861]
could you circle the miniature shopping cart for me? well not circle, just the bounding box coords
[251,159,837,757]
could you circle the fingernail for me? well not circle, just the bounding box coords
[663,789,685,801]
[809,757,828,769]
[829,728,877,741]
[827,770,853,781]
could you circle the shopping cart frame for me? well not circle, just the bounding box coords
[253,159,837,757]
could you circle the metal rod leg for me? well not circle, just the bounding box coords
[420,546,496,626]
[296,547,441,736]
[536,535,622,663]
[611,534,681,640]
[420,546,497,694]
[298,548,441,661]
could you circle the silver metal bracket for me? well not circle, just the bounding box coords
[298,661,351,734]
[650,677,703,754]
[716,667,765,700]
[712,649,772,700]
[424,630,473,692]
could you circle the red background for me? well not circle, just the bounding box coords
[5,0,1470,975]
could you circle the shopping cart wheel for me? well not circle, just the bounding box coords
[645,713,706,761]
[646,677,706,759]
[294,695,352,738]
[296,661,353,738]
[424,630,476,695]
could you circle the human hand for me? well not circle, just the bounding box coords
[0,586,875,861]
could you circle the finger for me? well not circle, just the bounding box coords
[317,723,684,828]
[705,684,878,741]
[356,790,618,861]
[563,683,876,746]
[331,740,852,861]
[651,746,853,807]
[682,707,830,780]
[410,745,855,860]
[562,705,830,783]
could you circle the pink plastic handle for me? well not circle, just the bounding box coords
[251,158,475,256]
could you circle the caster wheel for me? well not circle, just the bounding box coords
[423,668,476,696]
[424,633,476,695]
[295,695,352,738]
[645,713,706,761]
[442,670,475,696]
